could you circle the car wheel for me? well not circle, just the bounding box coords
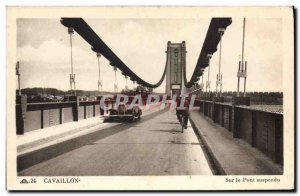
[128,116,134,122]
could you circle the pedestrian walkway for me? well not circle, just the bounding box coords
[189,110,283,175]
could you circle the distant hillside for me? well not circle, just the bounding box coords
[20,88,65,96]
[18,88,112,96]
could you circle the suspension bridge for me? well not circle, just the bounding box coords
[16,18,283,176]
[59,17,231,94]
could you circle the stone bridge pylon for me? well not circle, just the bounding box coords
[165,41,187,96]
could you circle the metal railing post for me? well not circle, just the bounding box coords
[229,105,232,132]
[59,107,62,124]
[233,107,240,138]
[84,104,87,119]
[41,105,44,129]
[93,102,96,117]
[71,96,79,121]
[16,95,27,135]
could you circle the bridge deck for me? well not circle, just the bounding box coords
[19,109,212,176]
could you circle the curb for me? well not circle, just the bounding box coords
[17,121,102,155]
[189,115,226,175]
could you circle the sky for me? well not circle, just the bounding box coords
[17,18,282,93]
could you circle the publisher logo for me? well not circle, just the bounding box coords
[20,179,29,184]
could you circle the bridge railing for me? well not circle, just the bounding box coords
[16,99,117,134]
[198,100,283,165]
[16,95,159,135]
[212,102,233,132]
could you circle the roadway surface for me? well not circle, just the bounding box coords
[19,109,212,176]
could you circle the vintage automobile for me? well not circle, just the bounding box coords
[104,96,142,122]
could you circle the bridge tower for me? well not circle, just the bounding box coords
[165,41,186,96]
